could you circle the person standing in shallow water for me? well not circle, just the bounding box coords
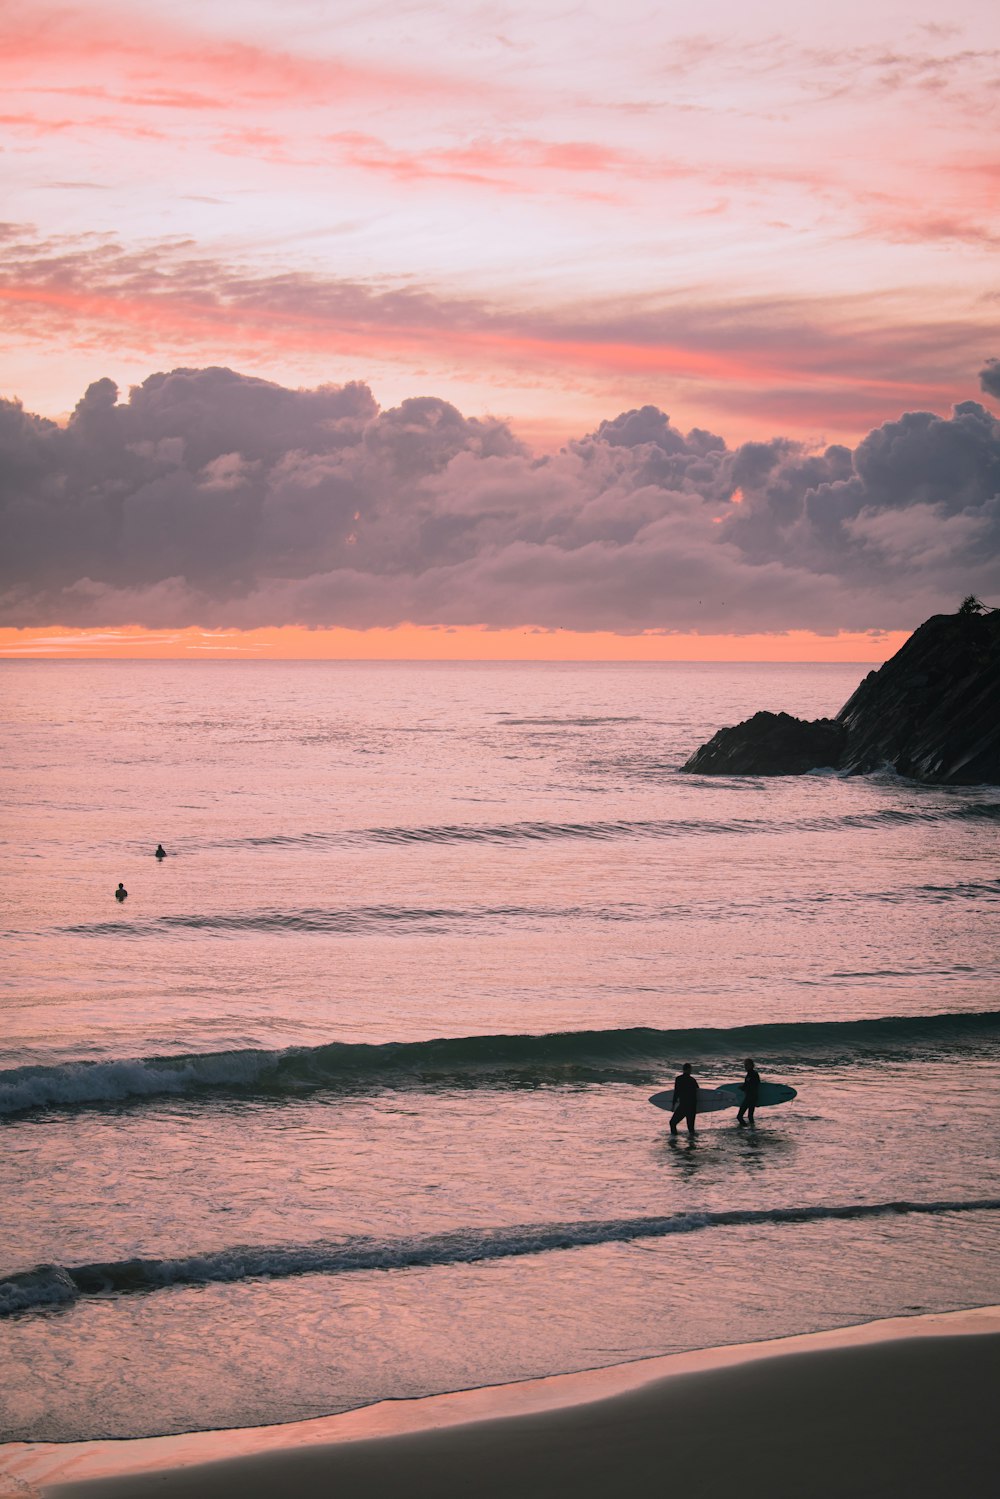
[155,844,166,860]
[115,882,128,902]
[737,1057,760,1126]
[670,1062,699,1135]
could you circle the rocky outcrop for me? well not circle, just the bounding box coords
[683,711,847,777]
[682,607,1000,784]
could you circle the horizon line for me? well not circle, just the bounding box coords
[0,624,908,664]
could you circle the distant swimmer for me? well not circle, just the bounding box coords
[155,845,166,859]
[115,882,128,902]
[737,1057,760,1126]
[670,1062,699,1135]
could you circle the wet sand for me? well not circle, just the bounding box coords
[3,1307,997,1499]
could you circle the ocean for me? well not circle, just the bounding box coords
[1,659,998,1443]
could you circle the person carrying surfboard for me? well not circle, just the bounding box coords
[669,1063,699,1135]
[736,1058,760,1126]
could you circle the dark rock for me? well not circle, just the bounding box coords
[682,608,1000,784]
[836,610,1000,784]
[683,711,847,776]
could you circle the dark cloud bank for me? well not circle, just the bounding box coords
[2,363,999,634]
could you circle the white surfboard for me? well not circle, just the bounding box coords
[648,1087,737,1115]
[716,1081,797,1108]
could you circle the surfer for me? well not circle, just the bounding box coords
[115,882,128,902]
[155,844,166,859]
[736,1057,760,1125]
[669,1062,699,1135]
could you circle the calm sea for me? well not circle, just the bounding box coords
[1,660,998,1441]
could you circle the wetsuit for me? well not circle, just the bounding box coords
[670,1072,699,1134]
[738,1067,760,1122]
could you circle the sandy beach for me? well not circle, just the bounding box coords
[3,1306,996,1499]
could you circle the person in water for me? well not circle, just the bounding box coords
[669,1062,699,1135]
[115,882,128,902]
[737,1057,760,1126]
[155,845,166,859]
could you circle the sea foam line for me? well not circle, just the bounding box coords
[2,1011,998,1117]
[2,1197,998,1317]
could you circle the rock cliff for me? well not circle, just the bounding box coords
[682,607,1000,785]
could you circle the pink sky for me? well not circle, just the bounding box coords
[1,0,998,655]
[3,0,997,442]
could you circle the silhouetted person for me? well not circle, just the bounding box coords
[155,845,166,859]
[737,1057,760,1126]
[670,1062,699,1135]
[115,882,128,902]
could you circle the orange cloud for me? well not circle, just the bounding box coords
[322,132,680,199]
[0,2,477,109]
[0,228,979,434]
[0,274,938,430]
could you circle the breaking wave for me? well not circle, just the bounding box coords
[3,1197,997,1317]
[3,1010,997,1117]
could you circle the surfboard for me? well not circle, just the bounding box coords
[716,1081,797,1108]
[648,1087,737,1115]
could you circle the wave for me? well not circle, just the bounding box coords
[501,715,644,726]
[55,874,1000,940]
[3,1196,997,1318]
[363,800,1000,846]
[65,904,564,938]
[201,798,1000,853]
[908,881,1000,902]
[3,1011,997,1118]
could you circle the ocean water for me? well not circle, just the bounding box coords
[1,659,998,1442]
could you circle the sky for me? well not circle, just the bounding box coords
[1,0,998,658]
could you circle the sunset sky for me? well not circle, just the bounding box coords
[1,0,998,658]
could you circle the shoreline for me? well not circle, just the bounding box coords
[2,1305,997,1497]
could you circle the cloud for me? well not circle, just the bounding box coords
[715,401,1000,603]
[0,3,478,112]
[2,367,998,634]
[0,226,989,435]
[321,130,691,200]
[866,211,1000,250]
[981,359,1000,400]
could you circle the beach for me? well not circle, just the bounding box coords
[3,1307,997,1498]
[5,0,1000,1477]
[5,0,1000,1468]
[3,660,998,1466]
